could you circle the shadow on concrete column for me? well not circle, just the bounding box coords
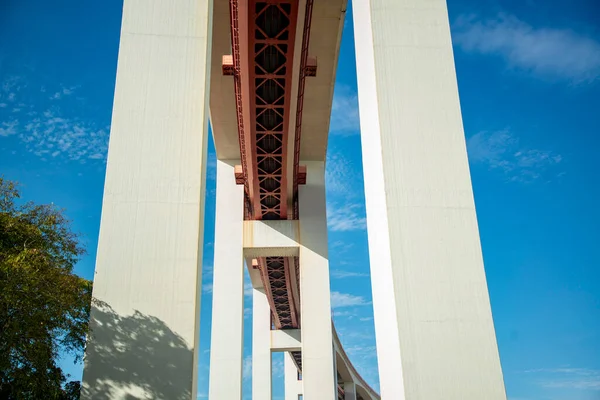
[82,299,193,400]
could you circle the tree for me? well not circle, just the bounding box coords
[0,178,92,399]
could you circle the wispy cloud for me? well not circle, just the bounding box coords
[524,368,600,390]
[453,13,600,84]
[0,120,18,137]
[331,269,368,279]
[330,291,371,309]
[330,240,355,254]
[333,309,356,318]
[326,151,357,197]
[244,282,253,297]
[242,355,252,380]
[330,84,360,134]
[1,75,24,101]
[327,202,366,232]
[272,357,284,378]
[467,129,562,182]
[325,151,367,230]
[50,86,76,100]
[19,109,109,161]
[1,78,109,162]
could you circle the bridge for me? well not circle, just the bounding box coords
[81,0,507,399]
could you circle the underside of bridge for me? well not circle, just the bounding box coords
[82,0,507,398]
[210,0,378,398]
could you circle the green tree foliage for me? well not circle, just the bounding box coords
[0,178,92,399]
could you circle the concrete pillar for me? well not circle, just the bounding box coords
[253,287,272,400]
[284,352,303,400]
[81,0,212,399]
[208,160,245,400]
[343,382,357,400]
[353,1,506,399]
[298,161,336,399]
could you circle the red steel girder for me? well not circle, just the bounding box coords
[230,0,299,220]
[292,0,314,219]
[256,256,299,330]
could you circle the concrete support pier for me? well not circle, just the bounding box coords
[353,0,507,399]
[81,0,213,399]
[252,286,273,400]
[298,161,337,399]
[208,160,245,400]
[285,352,303,400]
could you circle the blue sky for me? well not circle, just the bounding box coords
[1,0,600,399]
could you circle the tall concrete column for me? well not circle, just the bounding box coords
[81,0,213,399]
[353,0,506,399]
[253,287,272,400]
[208,160,245,400]
[298,161,337,399]
[343,382,357,400]
[284,352,302,400]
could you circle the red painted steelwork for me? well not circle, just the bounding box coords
[229,0,299,221]
[256,257,282,327]
[251,1,298,220]
[257,257,298,329]
[228,0,253,217]
[292,0,314,219]
[228,0,315,377]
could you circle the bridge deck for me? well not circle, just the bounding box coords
[209,0,378,398]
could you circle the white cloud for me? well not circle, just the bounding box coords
[331,269,368,279]
[333,310,355,318]
[524,368,600,390]
[327,202,366,232]
[272,357,284,378]
[453,13,600,84]
[0,120,18,137]
[206,153,217,181]
[244,282,253,297]
[18,109,109,162]
[325,151,357,198]
[330,291,370,309]
[467,129,562,182]
[242,355,252,380]
[2,76,22,94]
[1,78,109,162]
[50,86,76,100]
[330,84,360,134]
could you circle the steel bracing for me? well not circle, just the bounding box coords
[224,0,377,398]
